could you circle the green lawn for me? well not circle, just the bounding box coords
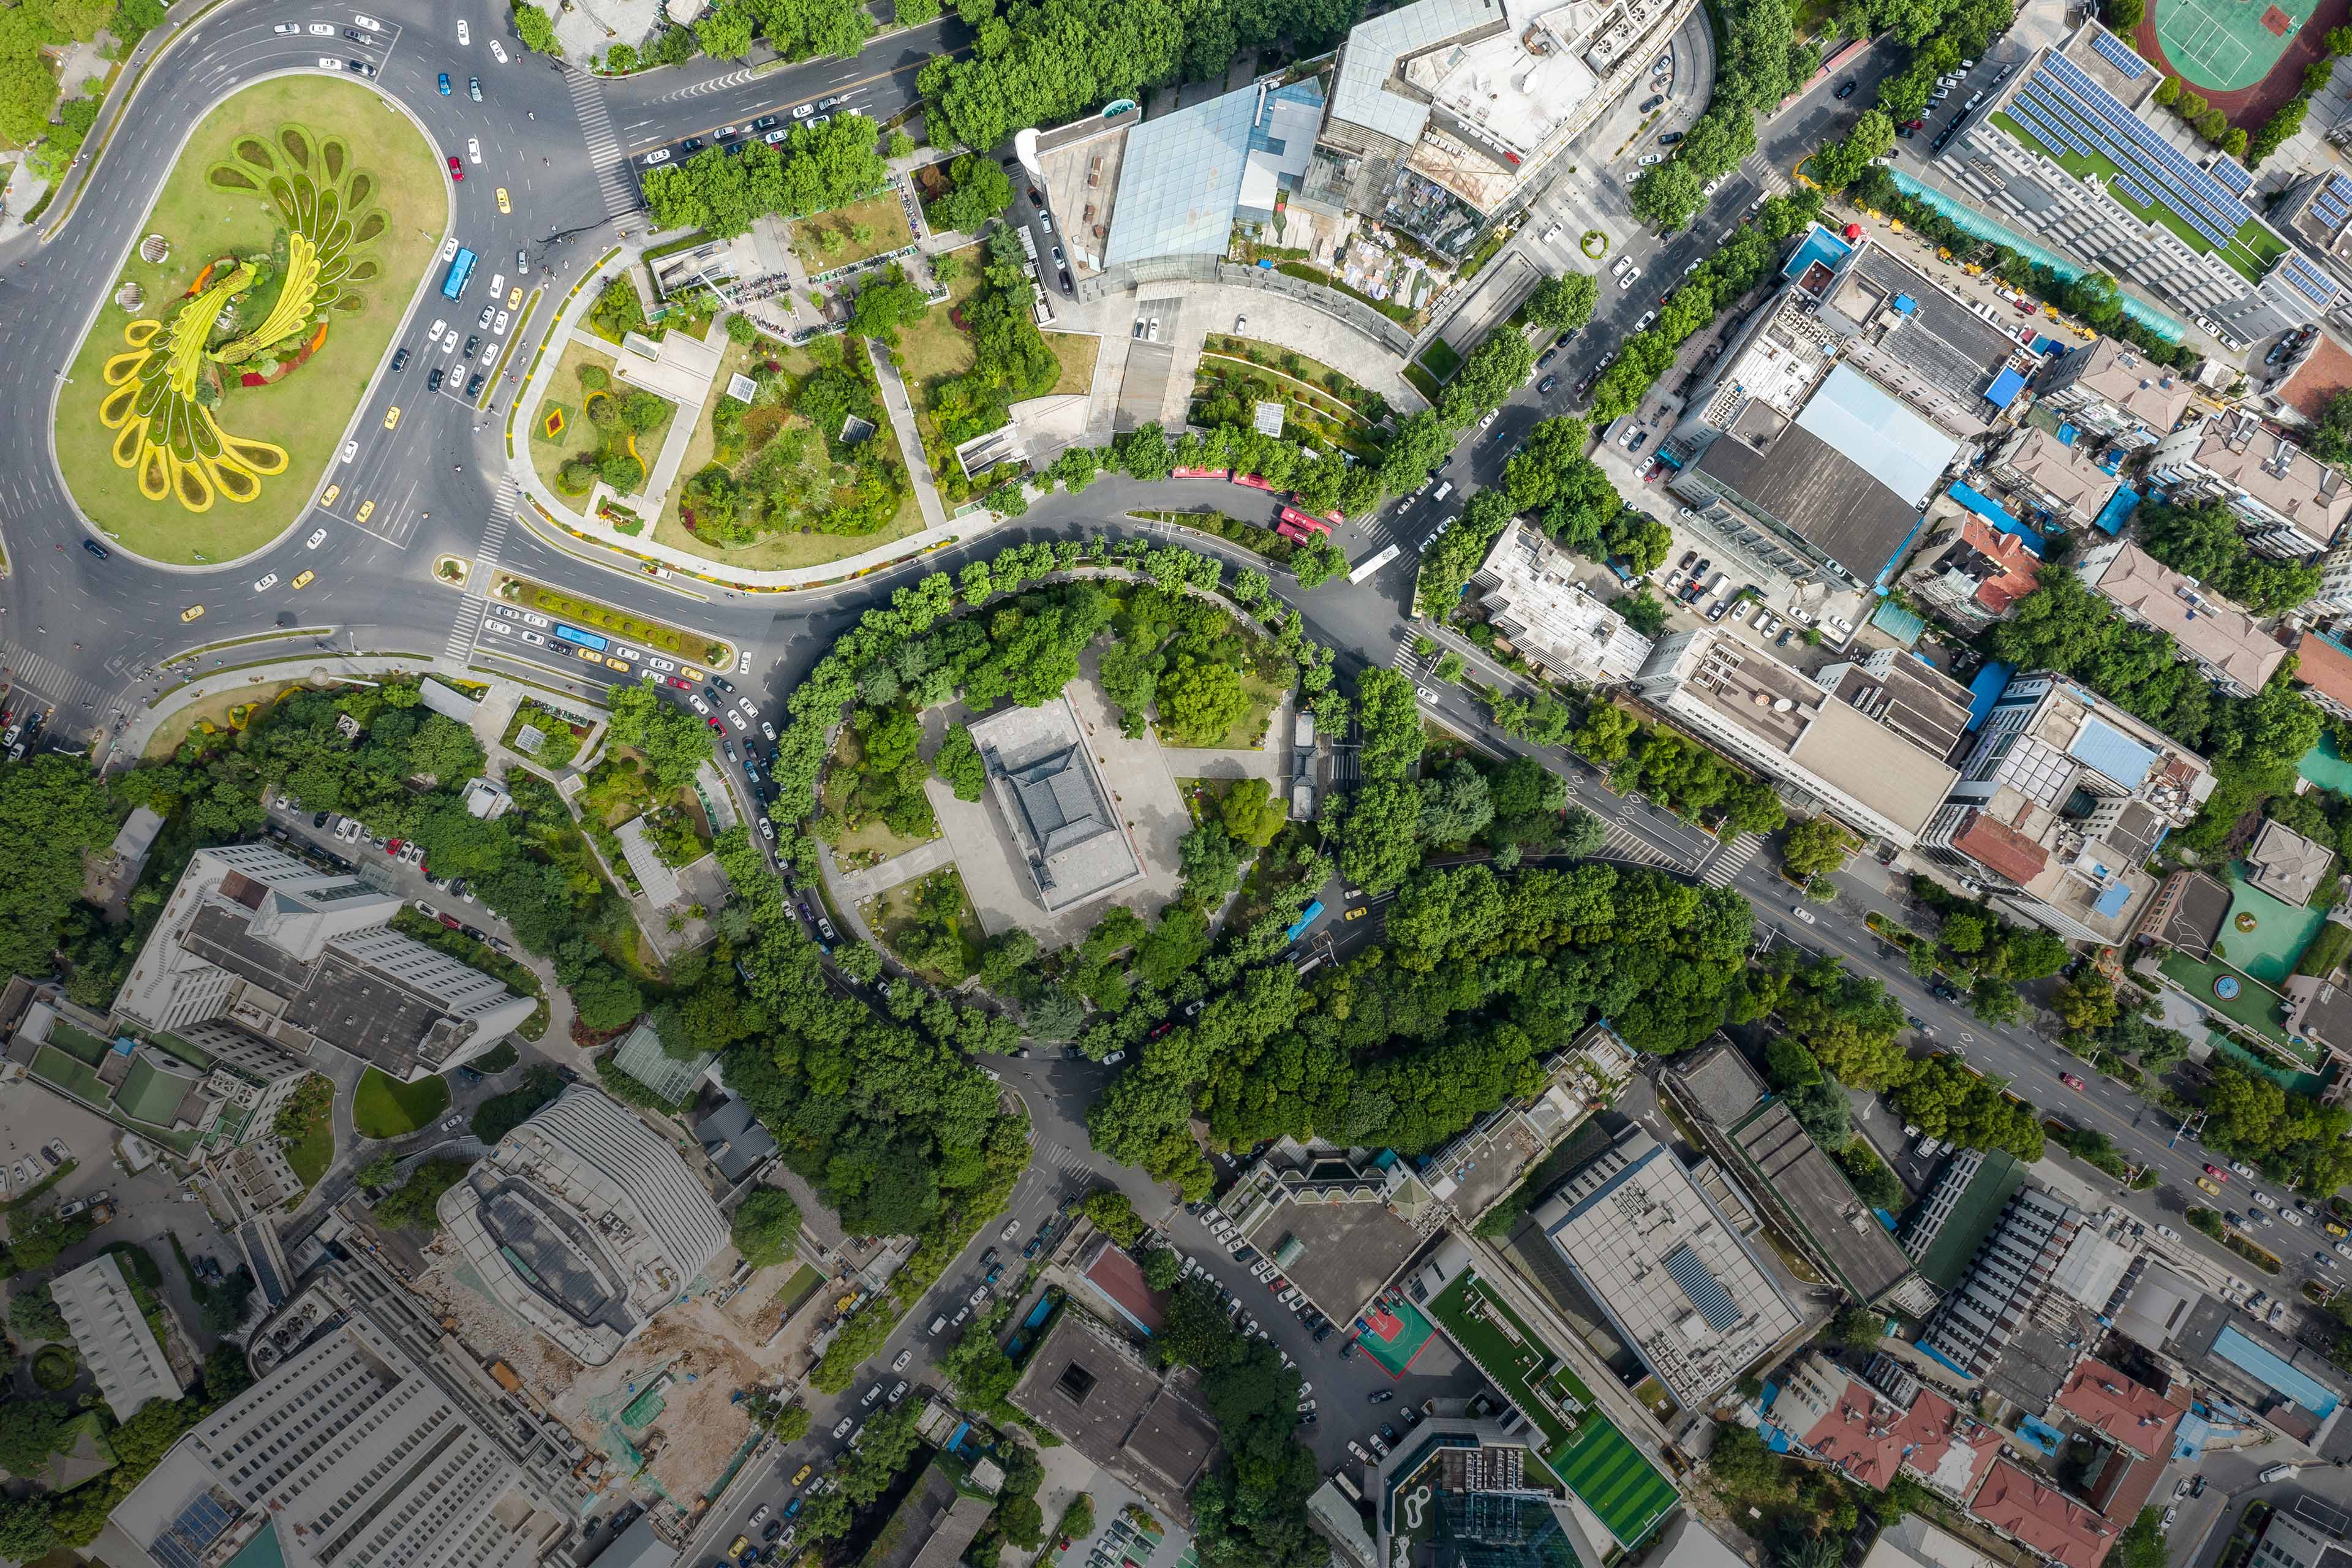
[529,339,623,503]
[1415,338,1465,384]
[1990,111,2280,284]
[495,571,729,666]
[352,1068,450,1139]
[53,76,443,564]
[791,190,915,273]
[47,1020,113,1068]
[279,1077,335,1187]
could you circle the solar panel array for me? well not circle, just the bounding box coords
[2016,53,2256,256]
[1664,1243,1742,1332]
[2113,173,2155,208]
[2313,172,2352,232]
[2212,156,2253,194]
[150,1492,239,1568]
[2281,251,2339,307]
[2092,30,2150,78]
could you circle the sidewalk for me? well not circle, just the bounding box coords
[508,245,990,589]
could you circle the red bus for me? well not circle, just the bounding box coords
[1171,466,1227,479]
[1273,520,1314,543]
[1278,506,1331,537]
[1232,472,1273,492]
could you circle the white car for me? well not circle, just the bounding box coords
[456,18,469,42]
[761,721,777,741]
[352,13,382,30]
[341,440,357,463]
[428,318,446,342]
[2255,1191,2278,1209]
[1619,266,1642,288]
[889,1381,909,1403]
[792,104,815,119]
[1789,905,1817,925]
[861,1384,883,1408]
[738,650,752,674]
[489,40,508,62]
[493,311,509,334]
[892,1349,914,1371]
[306,527,328,548]
[318,56,342,69]
[254,572,280,592]
[466,137,481,164]
[690,696,710,715]
[612,644,643,662]
[520,630,546,646]
[489,272,506,298]
[647,655,676,672]
[726,710,747,731]
[748,1506,769,1529]
[1478,409,1498,430]
[644,148,671,167]
[831,1417,853,1439]
[488,619,513,637]
[1001,1219,1022,1242]
[736,695,756,715]
[307,21,334,33]
[523,612,549,628]
[275,21,301,33]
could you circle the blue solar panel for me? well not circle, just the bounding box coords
[2093,30,2150,77]
[2114,175,2154,208]
[151,1493,239,1568]
[1664,1244,1741,1332]
[2213,157,2251,193]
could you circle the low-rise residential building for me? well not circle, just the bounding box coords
[1969,1460,2120,1568]
[2146,412,2352,559]
[51,1251,183,1420]
[1007,1308,1221,1526]
[1469,521,1656,685]
[2247,818,2335,907]
[1918,1184,2131,1412]
[2035,337,2196,450]
[1918,669,2215,944]
[1763,1352,2001,1496]
[1627,630,1964,849]
[2294,630,2352,720]
[1984,428,2127,528]
[113,842,533,1082]
[2075,540,2288,695]
[1903,518,2043,630]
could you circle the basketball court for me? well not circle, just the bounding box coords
[2155,0,2317,91]
[1357,1298,1439,1379]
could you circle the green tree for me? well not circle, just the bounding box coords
[1219,778,1289,848]
[932,722,987,801]
[1629,160,1706,230]
[1781,818,1855,883]
[731,1187,804,1268]
[1525,272,1599,333]
[570,962,645,1033]
[1082,1187,1144,1246]
[695,1,756,59]
[513,1,562,55]
[8,1282,67,1342]
[1141,1246,1183,1291]
[927,153,1016,232]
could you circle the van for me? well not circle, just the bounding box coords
[1702,572,1727,599]
[1964,92,1984,110]
[2262,1464,2298,1483]
[927,1314,948,1335]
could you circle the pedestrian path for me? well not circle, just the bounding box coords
[1,639,114,718]
[567,72,640,225]
[1700,831,1763,888]
[475,479,518,589]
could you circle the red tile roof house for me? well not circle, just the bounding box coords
[1079,1237,1169,1334]
[1770,1355,2002,1498]
[2054,1361,2185,1461]
[1970,1461,2120,1568]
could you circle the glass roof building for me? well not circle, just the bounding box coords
[1102,80,1325,267]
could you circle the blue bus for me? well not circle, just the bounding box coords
[552,623,608,653]
[440,247,477,301]
[1284,900,1324,944]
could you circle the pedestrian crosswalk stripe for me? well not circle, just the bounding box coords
[1700,831,1763,889]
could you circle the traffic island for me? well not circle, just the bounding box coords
[489,570,733,668]
[434,555,472,589]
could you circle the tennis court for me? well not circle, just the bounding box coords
[2155,0,2315,91]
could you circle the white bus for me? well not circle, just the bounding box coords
[1346,543,1400,584]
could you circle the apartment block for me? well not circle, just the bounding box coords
[2295,631,2352,720]
[1902,518,2044,630]
[1917,669,2214,943]
[2034,337,2195,449]
[113,842,533,1082]
[1919,1185,2132,1411]
[51,1251,184,1420]
[1983,428,2126,528]
[1469,521,1656,685]
[1627,631,1966,848]
[2146,411,2352,559]
[1944,22,2335,345]
[2076,540,2288,695]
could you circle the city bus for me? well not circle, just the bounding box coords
[1347,543,1400,584]
[552,622,608,654]
[440,246,477,301]
[1277,505,1331,537]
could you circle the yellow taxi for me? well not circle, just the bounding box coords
[382,405,401,429]
[604,655,629,673]
[356,500,375,524]
[180,605,205,622]
[2198,1177,2222,1196]
[578,646,604,663]
[508,285,524,310]
[322,483,341,507]
[1344,906,1368,921]
[680,664,706,682]
[728,1539,750,1560]
[2329,1221,2349,1238]
[791,1464,812,1487]
[496,186,510,214]
[290,570,315,590]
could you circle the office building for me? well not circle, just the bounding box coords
[1365,1418,1611,1568]
[1468,521,1656,685]
[2076,540,2288,695]
[438,1085,729,1366]
[1627,631,1964,849]
[2035,337,2195,450]
[2247,1500,2352,1568]
[1298,0,1700,258]
[1944,22,2335,344]
[113,842,532,1082]
[1983,428,2127,529]
[52,1251,184,1420]
[2146,412,2352,559]
[1918,669,2215,943]
[1008,1309,1221,1526]
[104,1270,580,1568]
[1806,238,2049,442]
[1216,1141,1434,1328]
[1526,1125,1802,1409]
[1903,518,2043,630]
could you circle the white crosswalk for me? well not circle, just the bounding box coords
[567,71,640,224]
[1,641,113,719]
[1389,636,1425,674]
[1594,818,1683,871]
[1700,831,1764,889]
[442,481,516,663]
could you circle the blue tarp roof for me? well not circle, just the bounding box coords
[2094,484,2140,535]
[2173,1408,2214,1459]
[2094,881,2134,918]
[1967,662,2015,730]
[2014,1415,2065,1457]
[2212,1326,2342,1417]
[1986,366,2027,407]
[1918,1341,1976,1380]
[2056,423,2078,445]
[1948,484,2048,557]
[2070,714,2161,787]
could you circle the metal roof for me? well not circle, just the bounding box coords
[2067,714,2160,788]
[1792,364,1960,510]
[1329,0,1503,147]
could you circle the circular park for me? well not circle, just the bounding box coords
[53,77,442,564]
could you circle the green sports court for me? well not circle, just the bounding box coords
[1545,1415,1681,1547]
[2155,0,2318,92]
[1357,1297,1440,1378]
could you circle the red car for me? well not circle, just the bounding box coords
[2012,296,2035,314]
[437,913,462,930]
[2205,1164,2230,1182]
[2059,1073,2086,1091]
[447,155,464,181]
[1905,118,1926,129]
[385,837,404,855]
[667,676,692,690]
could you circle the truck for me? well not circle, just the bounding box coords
[2261,1464,2299,1483]
[1284,900,1324,944]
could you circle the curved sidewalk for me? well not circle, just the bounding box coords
[504,246,1006,593]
